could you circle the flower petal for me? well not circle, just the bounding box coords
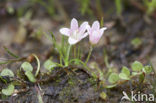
[99,27,107,36]
[89,31,101,44]
[81,32,88,39]
[71,18,78,31]
[92,21,100,31]
[59,28,70,36]
[68,37,79,45]
[86,25,91,34]
[79,22,88,34]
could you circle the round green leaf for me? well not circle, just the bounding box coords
[21,62,33,72]
[44,60,57,71]
[0,68,14,77]
[143,65,152,74]
[2,84,14,96]
[25,71,36,83]
[121,66,130,76]
[119,73,130,80]
[131,37,142,48]
[108,73,119,84]
[7,6,14,14]
[131,61,143,72]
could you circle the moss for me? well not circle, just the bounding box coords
[59,86,73,102]
[68,79,75,86]
[55,79,61,83]
[88,77,97,84]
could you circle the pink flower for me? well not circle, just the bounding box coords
[60,18,88,45]
[87,21,107,45]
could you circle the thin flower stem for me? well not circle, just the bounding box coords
[69,59,97,78]
[77,45,80,59]
[85,46,93,64]
[61,35,64,49]
[65,45,72,66]
[60,55,63,65]
[74,45,76,58]
[60,35,65,65]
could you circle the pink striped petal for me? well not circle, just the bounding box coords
[60,28,70,36]
[68,37,79,45]
[79,22,88,34]
[81,32,88,39]
[87,25,92,34]
[89,31,101,44]
[70,18,78,31]
[99,27,107,36]
[92,21,100,31]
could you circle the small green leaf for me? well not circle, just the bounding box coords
[44,60,57,71]
[119,73,130,80]
[131,61,143,72]
[143,65,153,74]
[0,68,14,77]
[21,62,33,72]
[108,73,119,84]
[105,84,117,88]
[100,92,107,100]
[2,84,14,96]
[7,6,15,14]
[131,37,142,48]
[121,66,130,76]
[25,71,36,83]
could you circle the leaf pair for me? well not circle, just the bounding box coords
[21,62,36,83]
[0,68,15,96]
[20,54,40,83]
[107,61,153,88]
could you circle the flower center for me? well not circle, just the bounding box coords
[71,29,81,40]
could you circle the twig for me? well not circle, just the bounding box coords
[13,88,29,96]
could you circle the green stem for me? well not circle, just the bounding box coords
[85,46,93,64]
[74,45,76,58]
[3,46,19,58]
[104,49,110,69]
[33,54,40,77]
[69,59,88,70]
[69,59,97,78]
[60,35,65,65]
[77,45,80,59]
[61,35,65,51]
[65,45,72,66]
